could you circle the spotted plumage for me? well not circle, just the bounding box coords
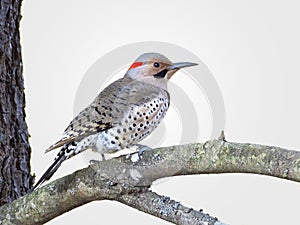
[33,52,197,189]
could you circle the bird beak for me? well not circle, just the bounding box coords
[168,62,198,70]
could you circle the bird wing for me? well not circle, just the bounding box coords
[44,107,113,153]
[44,78,130,153]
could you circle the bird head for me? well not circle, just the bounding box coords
[125,53,197,90]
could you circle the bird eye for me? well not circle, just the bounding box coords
[153,62,160,68]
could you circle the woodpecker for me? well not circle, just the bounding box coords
[33,52,197,189]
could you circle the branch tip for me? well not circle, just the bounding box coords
[218,130,226,141]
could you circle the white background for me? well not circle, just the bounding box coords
[21,1,300,224]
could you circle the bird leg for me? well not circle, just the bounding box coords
[89,153,106,164]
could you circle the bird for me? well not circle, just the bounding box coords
[33,52,197,190]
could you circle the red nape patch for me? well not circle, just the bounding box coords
[128,62,143,70]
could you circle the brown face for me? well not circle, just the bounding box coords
[144,60,177,80]
[147,60,170,73]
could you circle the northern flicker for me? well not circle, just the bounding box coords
[33,52,197,189]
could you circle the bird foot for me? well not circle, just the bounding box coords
[135,144,152,158]
[89,159,100,164]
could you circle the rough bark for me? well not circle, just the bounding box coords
[118,191,222,225]
[0,0,33,206]
[1,136,299,225]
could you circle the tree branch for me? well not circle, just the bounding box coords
[1,136,300,224]
[118,191,223,225]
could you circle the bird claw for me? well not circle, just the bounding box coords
[135,144,152,158]
[89,159,100,164]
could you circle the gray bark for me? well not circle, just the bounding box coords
[0,0,33,206]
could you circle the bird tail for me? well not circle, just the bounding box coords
[33,149,67,190]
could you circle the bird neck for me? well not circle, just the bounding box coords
[136,76,168,91]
